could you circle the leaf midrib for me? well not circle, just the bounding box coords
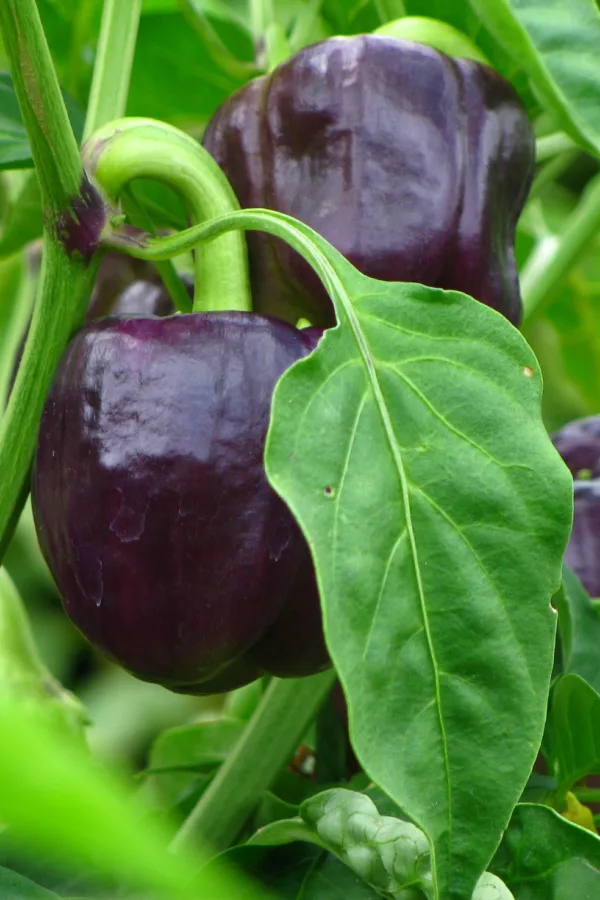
[329,275,453,892]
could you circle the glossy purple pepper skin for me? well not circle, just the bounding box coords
[203,36,534,327]
[32,314,329,693]
[552,416,600,598]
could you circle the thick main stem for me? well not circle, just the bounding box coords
[0,1,103,560]
[83,118,252,312]
[0,245,99,562]
[0,1,82,215]
[171,670,335,854]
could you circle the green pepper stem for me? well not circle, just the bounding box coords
[84,0,142,140]
[522,172,600,321]
[170,670,336,854]
[82,118,252,313]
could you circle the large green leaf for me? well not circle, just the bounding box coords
[261,219,572,898]
[490,803,600,899]
[128,10,252,128]
[0,172,43,258]
[555,566,600,693]
[301,853,378,900]
[0,866,61,899]
[550,673,600,791]
[0,73,84,169]
[0,74,35,169]
[468,0,600,157]
[217,843,325,900]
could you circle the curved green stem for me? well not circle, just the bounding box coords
[83,118,252,313]
[171,670,335,854]
[84,0,142,140]
[104,207,343,305]
[522,172,600,321]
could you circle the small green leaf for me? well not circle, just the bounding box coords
[472,873,514,900]
[550,673,600,792]
[554,567,600,693]
[490,803,600,899]
[299,789,433,898]
[246,788,515,899]
[467,0,600,157]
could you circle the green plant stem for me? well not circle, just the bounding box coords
[84,0,142,140]
[83,118,251,312]
[170,670,336,854]
[0,244,99,561]
[529,150,579,200]
[0,1,103,561]
[249,0,274,44]
[374,0,407,23]
[289,0,324,52]
[522,172,600,321]
[106,209,341,299]
[535,132,577,163]
[0,1,82,215]
[575,788,600,803]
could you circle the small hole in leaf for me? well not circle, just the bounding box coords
[324,486,335,498]
[523,366,534,378]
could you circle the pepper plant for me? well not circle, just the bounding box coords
[0,1,599,899]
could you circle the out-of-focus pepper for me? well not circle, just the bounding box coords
[203,35,535,327]
[31,314,329,694]
[552,415,600,597]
